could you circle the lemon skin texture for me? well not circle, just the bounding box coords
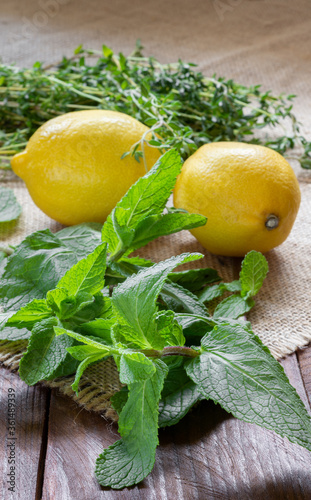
[173,142,301,257]
[11,110,161,226]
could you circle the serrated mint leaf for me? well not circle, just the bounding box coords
[0,187,22,222]
[213,295,255,319]
[19,318,78,385]
[72,353,106,394]
[54,242,107,299]
[240,250,269,297]
[55,292,94,320]
[95,359,168,489]
[0,312,30,340]
[112,253,203,349]
[225,280,242,293]
[66,344,108,394]
[67,344,106,360]
[6,299,52,329]
[0,224,102,312]
[198,283,225,303]
[119,352,156,384]
[159,359,202,427]
[102,149,182,255]
[155,310,185,347]
[129,211,206,251]
[175,313,214,341]
[161,280,208,315]
[80,318,114,345]
[169,267,221,292]
[54,326,110,352]
[186,321,311,453]
[110,387,129,415]
[199,280,241,304]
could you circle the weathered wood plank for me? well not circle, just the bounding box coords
[0,366,49,500]
[41,353,311,500]
[297,345,311,408]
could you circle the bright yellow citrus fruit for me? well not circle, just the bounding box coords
[173,142,301,256]
[11,110,161,225]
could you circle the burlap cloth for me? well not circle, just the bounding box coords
[0,0,311,421]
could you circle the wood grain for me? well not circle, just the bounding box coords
[40,352,311,500]
[0,366,50,500]
[297,347,311,408]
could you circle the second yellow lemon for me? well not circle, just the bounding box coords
[11,110,161,225]
[173,142,301,256]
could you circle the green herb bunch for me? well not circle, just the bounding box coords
[1,150,311,489]
[0,42,310,169]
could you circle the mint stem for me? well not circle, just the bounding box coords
[141,346,199,359]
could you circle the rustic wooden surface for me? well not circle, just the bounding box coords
[1,350,311,500]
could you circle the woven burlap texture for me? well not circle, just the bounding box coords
[1,0,311,420]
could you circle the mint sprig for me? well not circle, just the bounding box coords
[1,149,309,490]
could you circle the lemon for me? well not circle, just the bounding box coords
[11,110,161,226]
[173,142,301,257]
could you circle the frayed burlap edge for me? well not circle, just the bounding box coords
[0,340,122,422]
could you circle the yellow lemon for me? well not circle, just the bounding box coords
[173,142,301,257]
[11,110,161,226]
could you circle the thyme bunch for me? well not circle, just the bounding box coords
[0,41,310,169]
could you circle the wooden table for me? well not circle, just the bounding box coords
[1,347,311,500]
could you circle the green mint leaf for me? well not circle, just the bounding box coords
[6,299,52,329]
[72,353,106,394]
[199,280,241,303]
[161,280,208,315]
[19,318,78,385]
[95,359,168,489]
[67,344,107,360]
[198,283,225,303]
[110,387,129,415]
[155,310,185,347]
[53,242,107,299]
[0,312,30,340]
[54,292,94,320]
[159,358,202,427]
[112,253,203,349]
[186,321,311,453]
[0,223,102,311]
[169,267,221,292]
[119,352,156,384]
[80,318,114,345]
[0,187,22,222]
[102,44,113,57]
[54,326,111,352]
[225,280,242,292]
[129,212,206,251]
[102,149,182,255]
[110,208,135,250]
[64,291,107,324]
[240,250,269,297]
[213,295,255,319]
[66,344,108,394]
[175,313,214,341]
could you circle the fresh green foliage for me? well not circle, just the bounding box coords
[240,250,269,298]
[1,149,310,491]
[102,149,206,259]
[186,321,311,452]
[19,317,79,385]
[0,223,102,311]
[0,187,21,222]
[0,43,310,169]
[95,360,168,489]
[199,250,268,319]
[111,253,202,350]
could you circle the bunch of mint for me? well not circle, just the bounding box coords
[1,150,311,489]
